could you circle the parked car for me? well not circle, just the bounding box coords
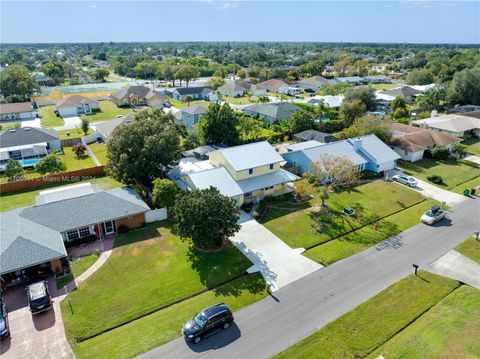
[26,281,53,315]
[392,174,417,187]
[0,297,9,339]
[420,205,446,225]
[182,303,234,344]
[163,102,172,108]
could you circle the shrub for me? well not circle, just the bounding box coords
[427,175,444,184]
[241,202,253,213]
[253,211,260,220]
[361,170,384,179]
[430,146,450,160]
[318,119,346,133]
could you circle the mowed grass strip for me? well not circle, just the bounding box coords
[305,199,438,265]
[261,181,424,249]
[273,271,459,359]
[39,105,65,127]
[398,158,480,189]
[71,274,266,359]
[71,253,100,278]
[61,221,253,342]
[369,285,480,359]
[455,237,480,264]
[80,100,136,122]
[87,142,108,164]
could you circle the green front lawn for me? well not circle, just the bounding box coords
[370,285,480,359]
[87,142,108,165]
[455,237,480,264]
[71,253,101,278]
[39,105,65,127]
[273,271,459,359]
[398,158,480,189]
[463,137,480,156]
[72,274,266,359]
[450,176,480,194]
[61,221,253,342]
[80,100,137,122]
[260,181,425,249]
[0,175,123,212]
[169,99,187,109]
[222,96,258,105]
[305,199,438,265]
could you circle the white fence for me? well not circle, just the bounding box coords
[145,208,168,223]
[82,131,102,144]
[81,137,101,166]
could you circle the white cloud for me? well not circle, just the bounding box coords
[198,0,240,11]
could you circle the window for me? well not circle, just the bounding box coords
[248,168,254,175]
[245,192,253,197]
[78,227,90,238]
[67,230,79,241]
[269,163,274,170]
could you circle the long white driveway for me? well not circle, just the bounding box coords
[428,250,480,289]
[53,116,82,131]
[230,213,322,291]
[411,178,467,206]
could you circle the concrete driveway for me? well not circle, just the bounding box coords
[54,116,82,131]
[428,250,480,289]
[1,277,74,359]
[229,213,322,291]
[464,154,480,165]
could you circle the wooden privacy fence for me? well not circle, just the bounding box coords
[0,166,106,194]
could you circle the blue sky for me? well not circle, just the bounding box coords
[1,1,479,44]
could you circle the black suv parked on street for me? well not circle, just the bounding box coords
[182,303,233,343]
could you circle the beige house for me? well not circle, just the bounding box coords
[109,85,169,108]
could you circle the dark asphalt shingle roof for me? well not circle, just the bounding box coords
[243,102,300,120]
[294,130,339,144]
[175,87,213,95]
[0,127,59,148]
[94,115,135,139]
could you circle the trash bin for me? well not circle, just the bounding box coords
[463,189,470,196]
[471,188,477,195]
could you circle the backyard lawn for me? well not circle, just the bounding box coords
[39,105,65,127]
[455,237,480,264]
[80,100,136,122]
[464,137,480,156]
[260,181,425,249]
[71,253,101,278]
[88,142,108,164]
[0,175,122,212]
[72,274,266,359]
[56,128,95,140]
[61,221,254,342]
[273,271,459,359]
[370,285,480,359]
[398,158,480,189]
[222,96,258,105]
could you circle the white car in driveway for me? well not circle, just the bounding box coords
[392,175,417,187]
[420,205,447,225]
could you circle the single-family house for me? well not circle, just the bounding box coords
[379,86,422,100]
[32,71,49,85]
[0,127,60,170]
[0,102,38,122]
[218,81,247,97]
[294,129,339,144]
[55,95,99,117]
[93,115,134,141]
[313,95,344,109]
[412,114,480,138]
[174,141,299,205]
[110,85,169,108]
[283,134,400,175]
[448,105,480,114]
[0,183,150,286]
[243,102,300,122]
[180,105,207,130]
[388,123,460,162]
[296,76,333,90]
[252,79,290,94]
[333,76,365,85]
[363,75,393,84]
[463,110,480,120]
[171,87,216,102]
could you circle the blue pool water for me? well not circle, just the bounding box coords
[18,159,40,167]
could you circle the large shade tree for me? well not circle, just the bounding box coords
[106,110,181,192]
[173,187,241,251]
[344,86,377,111]
[200,103,240,146]
[446,69,480,106]
[0,64,36,102]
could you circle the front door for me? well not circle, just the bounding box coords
[102,221,115,234]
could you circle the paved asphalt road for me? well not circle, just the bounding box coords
[138,196,479,359]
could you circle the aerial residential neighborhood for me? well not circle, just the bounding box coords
[0,1,479,359]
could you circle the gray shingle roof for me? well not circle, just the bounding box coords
[182,105,207,115]
[380,86,421,98]
[55,95,97,108]
[94,115,134,139]
[243,102,300,120]
[0,102,33,115]
[236,169,299,193]
[20,187,150,232]
[216,141,284,171]
[175,87,213,95]
[0,127,59,148]
[294,130,339,143]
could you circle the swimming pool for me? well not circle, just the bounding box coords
[18,158,40,167]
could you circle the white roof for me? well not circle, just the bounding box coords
[0,142,47,153]
[187,167,243,197]
[287,140,325,151]
[415,114,480,133]
[237,169,299,193]
[348,135,401,163]
[36,183,101,205]
[375,92,395,102]
[216,141,284,171]
[168,157,214,179]
[317,95,344,108]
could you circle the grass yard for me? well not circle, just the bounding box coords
[39,105,65,127]
[464,137,480,156]
[57,146,96,171]
[260,181,425,249]
[61,221,254,342]
[222,96,258,105]
[0,121,22,130]
[370,285,480,359]
[273,271,459,359]
[398,158,480,189]
[451,176,480,195]
[56,128,95,140]
[80,100,136,122]
[169,99,187,108]
[71,253,101,278]
[368,83,400,91]
[305,199,438,265]
[455,237,480,264]
[0,175,122,212]
[88,142,108,165]
[72,274,266,359]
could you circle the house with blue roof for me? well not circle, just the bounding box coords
[282,134,400,175]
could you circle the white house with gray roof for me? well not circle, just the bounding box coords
[243,102,300,122]
[180,141,299,205]
[0,183,150,285]
[93,115,135,141]
[180,105,207,130]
